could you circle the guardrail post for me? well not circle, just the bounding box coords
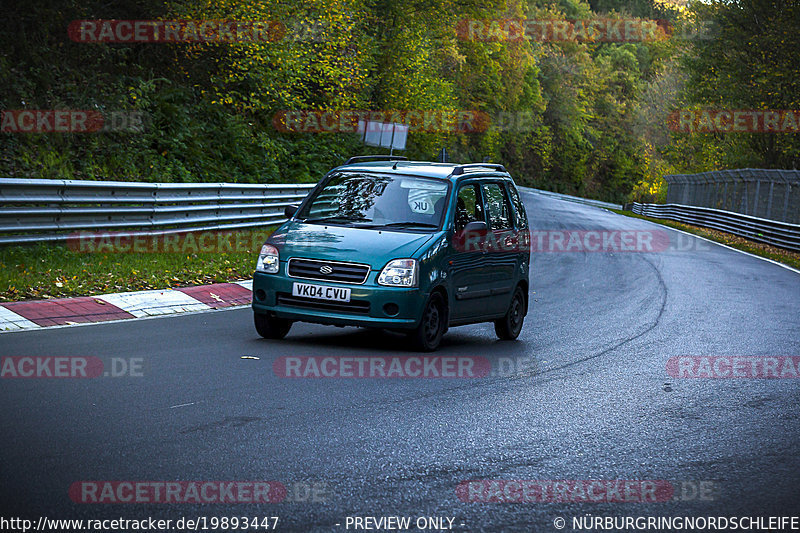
[723,180,729,211]
[754,179,761,218]
[682,175,690,205]
[740,180,748,215]
[767,180,774,220]
[708,172,719,208]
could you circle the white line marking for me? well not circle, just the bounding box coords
[0,306,41,331]
[615,213,800,276]
[529,186,800,276]
[0,303,248,335]
[97,289,211,318]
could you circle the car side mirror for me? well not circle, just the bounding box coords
[463,220,488,233]
[284,205,298,218]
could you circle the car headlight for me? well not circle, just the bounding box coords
[256,244,279,273]
[378,259,417,287]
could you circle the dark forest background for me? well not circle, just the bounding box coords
[1,0,797,203]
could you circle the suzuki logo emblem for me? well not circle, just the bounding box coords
[319,265,333,275]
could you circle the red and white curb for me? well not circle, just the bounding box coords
[0,280,253,332]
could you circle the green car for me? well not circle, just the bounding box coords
[252,156,531,351]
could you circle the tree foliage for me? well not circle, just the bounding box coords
[0,0,796,202]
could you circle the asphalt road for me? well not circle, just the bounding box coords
[2,191,799,532]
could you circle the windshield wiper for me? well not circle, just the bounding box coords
[374,221,439,229]
[302,216,373,224]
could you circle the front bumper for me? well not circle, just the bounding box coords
[251,269,427,330]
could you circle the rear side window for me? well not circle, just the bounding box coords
[507,184,528,229]
[454,184,485,231]
[482,183,512,230]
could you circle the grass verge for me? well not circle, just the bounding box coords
[610,209,800,271]
[0,229,274,302]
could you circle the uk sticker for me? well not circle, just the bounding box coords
[402,180,447,214]
[408,194,434,214]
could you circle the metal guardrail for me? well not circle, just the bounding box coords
[18,177,793,253]
[0,179,623,246]
[631,202,800,252]
[0,178,316,245]
[522,187,622,210]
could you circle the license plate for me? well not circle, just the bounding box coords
[292,282,351,302]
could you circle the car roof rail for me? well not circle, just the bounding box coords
[450,163,507,175]
[344,155,409,165]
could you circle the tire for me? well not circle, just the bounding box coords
[494,287,525,340]
[254,313,292,339]
[409,292,447,352]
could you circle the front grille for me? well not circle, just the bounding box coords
[277,293,370,314]
[288,258,370,284]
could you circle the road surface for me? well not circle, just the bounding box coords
[2,190,799,531]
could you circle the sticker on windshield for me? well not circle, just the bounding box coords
[408,192,435,213]
[401,179,447,214]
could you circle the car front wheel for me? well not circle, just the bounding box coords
[254,313,292,339]
[494,287,525,340]
[409,292,446,351]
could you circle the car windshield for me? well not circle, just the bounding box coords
[297,172,449,231]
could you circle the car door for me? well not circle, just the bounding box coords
[480,181,518,315]
[447,181,495,321]
[506,181,531,273]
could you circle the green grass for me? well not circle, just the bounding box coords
[0,229,275,302]
[610,209,800,271]
[4,213,797,303]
